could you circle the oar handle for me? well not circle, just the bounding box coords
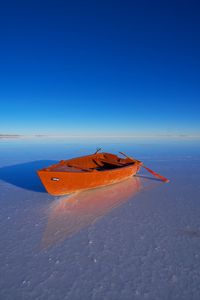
[94,148,102,154]
[119,151,142,164]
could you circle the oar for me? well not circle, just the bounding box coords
[119,151,169,183]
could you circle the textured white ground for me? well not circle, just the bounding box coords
[0,139,200,300]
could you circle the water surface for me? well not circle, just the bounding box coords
[0,138,200,300]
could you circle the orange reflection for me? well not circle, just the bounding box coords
[41,176,157,249]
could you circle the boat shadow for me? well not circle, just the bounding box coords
[0,160,57,193]
[41,176,162,249]
[136,174,162,182]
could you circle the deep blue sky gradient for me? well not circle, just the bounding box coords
[0,0,200,136]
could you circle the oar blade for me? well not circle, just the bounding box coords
[143,166,169,183]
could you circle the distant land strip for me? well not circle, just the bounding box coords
[0,133,200,139]
[0,134,21,138]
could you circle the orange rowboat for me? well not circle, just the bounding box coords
[37,150,169,196]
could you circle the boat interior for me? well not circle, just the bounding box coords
[43,153,135,172]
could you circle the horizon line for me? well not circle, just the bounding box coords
[1,133,200,139]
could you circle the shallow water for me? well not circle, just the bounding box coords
[0,138,200,300]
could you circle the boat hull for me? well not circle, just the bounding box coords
[38,163,140,196]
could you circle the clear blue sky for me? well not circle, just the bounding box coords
[0,0,199,136]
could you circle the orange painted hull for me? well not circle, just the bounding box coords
[37,152,141,196]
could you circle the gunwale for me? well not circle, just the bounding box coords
[37,152,141,195]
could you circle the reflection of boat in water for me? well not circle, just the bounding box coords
[41,176,143,249]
